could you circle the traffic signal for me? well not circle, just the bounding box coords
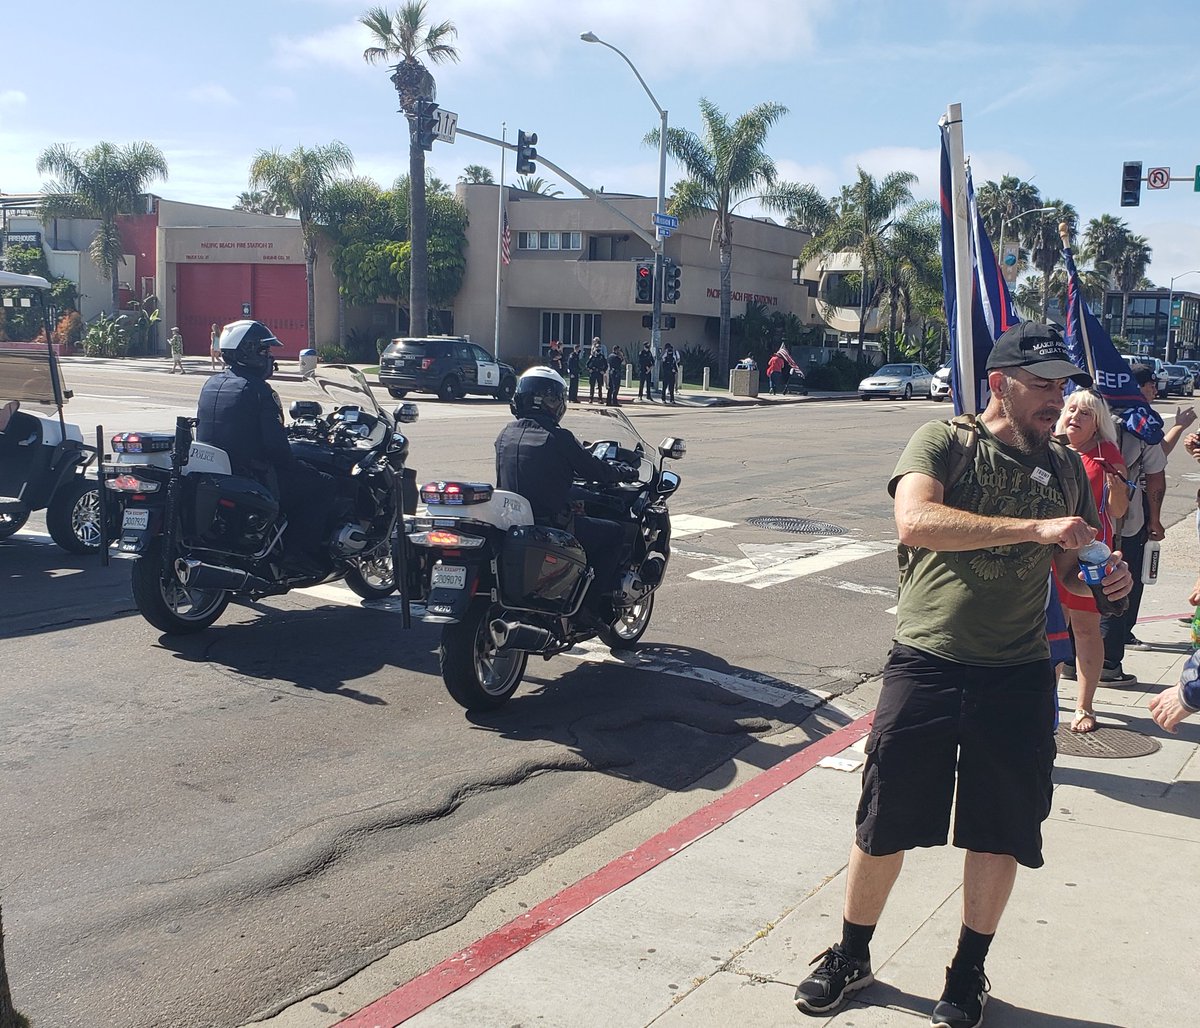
[634,261,654,304]
[516,129,538,175]
[414,99,439,151]
[1120,161,1142,207]
[641,314,653,328]
[662,315,676,330]
[663,261,681,303]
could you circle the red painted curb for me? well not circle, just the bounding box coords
[336,710,875,1028]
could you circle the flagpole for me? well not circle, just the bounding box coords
[494,122,506,360]
[944,103,977,412]
[1060,221,1096,380]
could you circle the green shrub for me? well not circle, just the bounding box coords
[376,336,391,357]
[677,344,716,384]
[806,351,879,390]
[81,313,130,357]
[53,310,84,347]
[345,327,377,362]
[318,343,350,364]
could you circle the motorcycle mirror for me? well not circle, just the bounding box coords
[658,437,686,461]
[290,400,322,419]
[394,403,419,424]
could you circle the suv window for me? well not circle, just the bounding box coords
[471,345,493,363]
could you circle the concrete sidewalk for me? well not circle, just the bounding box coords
[285,517,1200,1028]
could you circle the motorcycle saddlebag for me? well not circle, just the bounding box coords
[188,473,280,551]
[498,524,588,614]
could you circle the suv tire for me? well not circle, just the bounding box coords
[438,376,461,402]
[387,387,408,399]
[496,376,516,403]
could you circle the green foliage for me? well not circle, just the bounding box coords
[53,310,84,347]
[376,336,391,357]
[677,344,716,384]
[805,351,878,390]
[345,326,378,362]
[2,244,48,277]
[81,312,130,357]
[318,342,351,363]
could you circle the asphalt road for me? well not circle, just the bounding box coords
[4,363,1196,1027]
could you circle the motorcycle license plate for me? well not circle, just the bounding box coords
[122,508,150,530]
[430,564,466,589]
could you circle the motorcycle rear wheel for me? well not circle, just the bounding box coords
[600,592,655,650]
[47,477,108,554]
[440,600,527,711]
[131,541,230,634]
[344,539,396,599]
[0,508,30,539]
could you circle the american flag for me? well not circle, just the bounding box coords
[501,210,511,265]
[776,344,803,375]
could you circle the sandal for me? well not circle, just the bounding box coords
[1070,709,1099,734]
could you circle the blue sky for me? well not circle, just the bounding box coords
[2,0,1199,285]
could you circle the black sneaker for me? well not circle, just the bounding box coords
[794,944,873,1014]
[931,965,989,1028]
[1099,664,1137,685]
[1126,634,1151,650]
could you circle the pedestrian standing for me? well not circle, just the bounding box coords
[606,346,624,407]
[637,341,655,402]
[660,343,679,404]
[766,351,785,394]
[209,323,220,370]
[794,323,1131,1027]
[169,326,185,374]
[587,339,607,403]
[566,342,582,403]
[547,339,564,375]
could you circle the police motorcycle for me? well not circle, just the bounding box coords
[108,363,420,635]
[410,405,685,711]
[0,270,116,553]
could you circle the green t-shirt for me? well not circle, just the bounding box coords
[889,419,1098,666]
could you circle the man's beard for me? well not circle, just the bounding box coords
[999,393,1054,455]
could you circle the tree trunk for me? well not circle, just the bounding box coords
[305,244,317,350]
[718,233,733,373]
[110,255,120,315]
[0,903,26,1028]
[409,122,429,336]
[1120,290,1129,338]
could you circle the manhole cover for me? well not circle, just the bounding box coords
[746,516,846,536]
[1055,725,1161,758]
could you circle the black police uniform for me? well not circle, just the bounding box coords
[196,364,331,562]
[495,415,632,603]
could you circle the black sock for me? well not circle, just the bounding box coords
[840,918,875,961]
[949,924,993,975]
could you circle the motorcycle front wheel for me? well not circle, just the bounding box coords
[131,540,230,634]
[344,539,396,599]
[439,600,527,711]
[600,591,655,650]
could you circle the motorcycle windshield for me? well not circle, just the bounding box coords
[561,406,652,479]
[305,363,389,426]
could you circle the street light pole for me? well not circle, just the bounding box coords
[997,205,1057,287]
[581,31,668,365]
[1166,270,1200,362]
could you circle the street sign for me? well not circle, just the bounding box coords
[434,108,458,143]
[658,228,671,238]
[1194,165,1200,192]
[652,212,679,229]
[1147,166,1171,189]
[1000,240,1020,287]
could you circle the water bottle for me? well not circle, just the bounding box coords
[1191,607,1200,649]
[1141,540,1161,586]
[1078,540,1129,617]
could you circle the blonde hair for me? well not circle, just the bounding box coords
[1056,388,1116,445]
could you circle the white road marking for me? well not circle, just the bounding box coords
[687,536,894,589]
[671,514,736,538]
[811,576,897,598]
[563,638,828,708]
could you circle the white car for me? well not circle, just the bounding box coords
[930,365,951,401]
[858,362,935,401]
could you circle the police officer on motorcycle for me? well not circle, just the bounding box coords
[197,320,331,572]
[495,367,637,611]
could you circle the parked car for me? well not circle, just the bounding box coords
[1121,355,1170,398]
[930,364,951,401]
[858,362,935,401]
[1164,364,1196,397]
[1177,359,1200,388]
[378,336,517,402]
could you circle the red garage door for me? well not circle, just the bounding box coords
[176,264,308,359]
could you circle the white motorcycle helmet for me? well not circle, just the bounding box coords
[218,320,282,375]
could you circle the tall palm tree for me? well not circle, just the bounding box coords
[360,2,459,335]
[515,176,563,197]
[800,167,921,349]
[873,202,939,362]
[233,189,288,216]
[647,98,810,370]
[248,141,354,348]
[1112,234,1153,337]
[975,175,1040,249]
[1026,201,1078,320]
[36,141,168,313]
[1082,213,1129,285]
[459,164,493,184]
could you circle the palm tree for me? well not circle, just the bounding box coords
[515,176,563,197]
[647,98,811,370]
[36,141,168,313]
[1026,201,1078,320]
[248,141,354,348]
[459,164,494,184]
[800,167,921,349]
[233,189,288,216]
[1112,234,1153,337]
[1082,213,1129,285]
[975,175,1040,250]
[873,202,939,362]
[360,2,459,335]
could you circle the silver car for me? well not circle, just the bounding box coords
[859,362,935,401]
[930,364,951,401]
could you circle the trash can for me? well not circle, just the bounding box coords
[729,367,759,397]
[299,348,318,375]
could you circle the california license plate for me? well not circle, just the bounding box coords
[431,564,466,589]
[122,508,149,530]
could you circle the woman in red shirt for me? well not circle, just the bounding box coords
[1055,389,1129,733]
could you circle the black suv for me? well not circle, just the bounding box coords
[378,336,518,402]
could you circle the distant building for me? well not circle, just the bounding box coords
[1102,289,1200,361]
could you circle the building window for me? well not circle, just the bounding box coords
[518,231,536,250]
[516,230,580,251]
[541,311,602,349]
[539,231,560,250]
[565,231,581,250]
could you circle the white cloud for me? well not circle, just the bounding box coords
[0,89,26,110]
[272,21,377,74]
[186,84,238,107]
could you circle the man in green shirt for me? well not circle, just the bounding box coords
[795,323,1133,1028]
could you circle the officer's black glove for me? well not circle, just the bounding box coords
[616,462,640,482]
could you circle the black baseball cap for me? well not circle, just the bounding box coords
[984,322,1091,386]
